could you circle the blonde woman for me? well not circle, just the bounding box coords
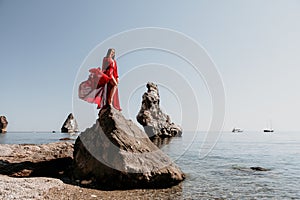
[79,48,121,111]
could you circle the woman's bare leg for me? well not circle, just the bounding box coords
[107,80,117,106]
[107,85,117,106]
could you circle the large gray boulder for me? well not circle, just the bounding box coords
[0,116,8,133]
[72,106,185,189]
[61,113,79,133]
[136,82,182,139]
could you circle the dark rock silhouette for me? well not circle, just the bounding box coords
[59,137,75,141]
[0,142,73,177]
[61,113,79,133]
[72,106,185,189]
[0,116,8,133]
[136,82,182,139]
[250,167,270,171]
[232,165,271,172]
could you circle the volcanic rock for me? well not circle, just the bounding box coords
[72,106,185,189]
[136,82,182,139]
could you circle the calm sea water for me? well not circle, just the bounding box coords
[0,131,299,199]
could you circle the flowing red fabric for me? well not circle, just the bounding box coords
[78,57,121,111]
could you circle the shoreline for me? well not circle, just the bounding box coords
[0,174,184,200]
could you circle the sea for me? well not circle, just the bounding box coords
[0,130,299,199]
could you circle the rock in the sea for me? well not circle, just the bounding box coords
[61,113,79,133]
[0,142,73,177]
[73,106,185,189]
[136,82,182,138]
[59,137,73,141]
[0,116,8,133]
[250,167,270,171]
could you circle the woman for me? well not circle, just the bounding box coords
[78,48,121,111]
[101,48,121,110]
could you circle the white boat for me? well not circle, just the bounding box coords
[232,127,243,133]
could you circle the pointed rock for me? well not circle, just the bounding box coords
[136,82,182,139]
[72,106,185,189]
[61,113,79,133]
[0,116,8,133]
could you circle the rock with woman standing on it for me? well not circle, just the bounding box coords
[75,49,184,189]
[0,115,8,133]
[72,106,185,189]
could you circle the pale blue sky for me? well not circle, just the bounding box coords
[1,0,300,131]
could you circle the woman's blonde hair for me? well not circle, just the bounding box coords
[106,48,115,60]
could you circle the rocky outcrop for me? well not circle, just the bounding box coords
[72,106,185,189]
[0,116,8,133]
[0,142,73,177]
[61,113,79,133]
[136,82,182,139]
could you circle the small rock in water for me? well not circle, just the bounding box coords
[59,137,74,141]
[250,167,270,171]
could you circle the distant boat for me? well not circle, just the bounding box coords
[232,127,243,133]
[263,120,274,132]
[263,129,274,132]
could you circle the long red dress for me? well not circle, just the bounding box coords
[78,57,121,111]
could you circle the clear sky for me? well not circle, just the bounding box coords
[1,0,300,132]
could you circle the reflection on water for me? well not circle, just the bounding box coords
[151,137,172,148]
